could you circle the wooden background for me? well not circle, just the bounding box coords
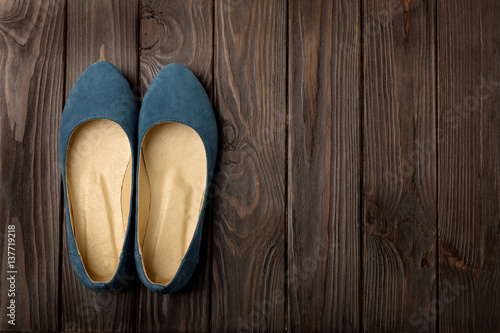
[0,0,499,332]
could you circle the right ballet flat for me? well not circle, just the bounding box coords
[135,63,218,294]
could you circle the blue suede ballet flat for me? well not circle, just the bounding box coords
[59,61,137,292]
[135,63,217,294]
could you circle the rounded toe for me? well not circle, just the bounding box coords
[66,61,131,106]
[139,63,215,139]
[60,61,137,144]
[145,63,205,101]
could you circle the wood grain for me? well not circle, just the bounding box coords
[438,1,500,331]
[140,0,213,93]
[363,0,437,331]
[0,0,65,331]
[212,0,287,331]
[60,1,138,331]
[137,0,213,331]
[287,0,361,331]
[2,0,500,331]
[65,0,139,89]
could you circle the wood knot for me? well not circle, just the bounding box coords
[141,15,161,50]
[420,244,436,268]
[140,13,184,57]
[440,244,470,272]
[364,198,390,237]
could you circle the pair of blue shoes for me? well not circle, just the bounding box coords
[59,62,217,293]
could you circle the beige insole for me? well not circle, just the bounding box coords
[66,119,132,283]
[138,122,207,286]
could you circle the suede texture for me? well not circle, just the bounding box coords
[135,63,218,294]
[59,61,138,293]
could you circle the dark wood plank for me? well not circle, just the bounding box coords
[212,0,287,331]
[65,0,139,88]
[438,1,500,331]
[363,0,437,331]
[140,0,213,93]
[60,1,138,331]
[287,0,361,331]
[0,0,65,331]
[137,0,213,331]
